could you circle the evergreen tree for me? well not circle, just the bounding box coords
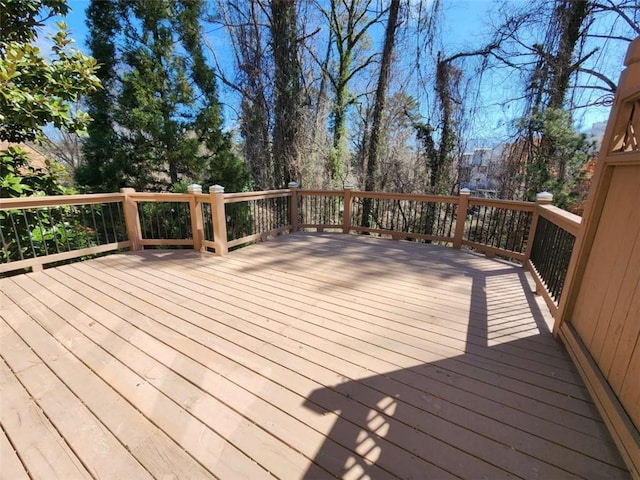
[75,0,120,191]
[79,0,248,192]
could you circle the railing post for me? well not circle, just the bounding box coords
[343,182,354,234]
[453,188,470,249]
[288,181,299,233]
[188,184,204,252]
[524,191,553,269]
[210,184,228,256]
[120,187,141,251]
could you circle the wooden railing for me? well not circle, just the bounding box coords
[294,188,535,259]
[524,195,581,317]
[1,185,580,314]
[127,191,196,249]
[0,193,130,273]
[224,189,291,248]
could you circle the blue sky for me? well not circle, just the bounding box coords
[46,0,625,144]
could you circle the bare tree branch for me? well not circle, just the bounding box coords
[576,67,617,92]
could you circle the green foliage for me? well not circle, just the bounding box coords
[0,3,100,143]
[1,146,73,198]
[414,121,456,194]
[0,0,99,199]
[225,201,254,243]
[0,0,69,45]
[203,147,252,194]
[270,0,302,186]
[0,1,103,267]
[74,0,120,192]
[0,146,97,268]
[79,0,249,194]
[137,200,192,245]
[1,205,93,263]
[521,108,594,208]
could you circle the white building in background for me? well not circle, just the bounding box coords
[458,147,502,197]
[588,121,607,149]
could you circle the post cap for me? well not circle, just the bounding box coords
[209,184,225,193]
[344,182,354,189]
[288,181,299,188]
[536,191,553,202]
[187,183,202,194]
[460,188,471,195]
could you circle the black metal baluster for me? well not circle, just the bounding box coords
[46,207,63,253]
[22,210,38,257]
[79,205,90,248]
[9,213,25,260]
[0,216,10,260]
[90,204,100,244]
[34,209,50,256]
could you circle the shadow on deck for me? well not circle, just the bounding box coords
[0,233,630,479]
[302,336,625,479]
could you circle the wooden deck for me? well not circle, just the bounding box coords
[0,232,630,479]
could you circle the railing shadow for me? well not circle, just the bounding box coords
[301,332,628,479]
[290,234,628,479]
[234,231,500,282]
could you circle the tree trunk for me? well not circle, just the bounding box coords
[548,0,589,110]
[361,0,400,227]
[527,0,589,200]
[270,0,302,186]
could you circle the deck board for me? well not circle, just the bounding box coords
[0,232,631,479]
[0,422,29,480]
[0,354,92,480]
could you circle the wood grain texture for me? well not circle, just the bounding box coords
[0,355,92,480]
[0,233,630,479]
[0,426,29,480]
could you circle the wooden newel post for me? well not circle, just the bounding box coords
[288,181,299,233]
[453,188,470,249]
[120,187,142,251]
[342,182,354,234]
[188,184,204,252]
[210,184,228,256]
[524,191,553,269]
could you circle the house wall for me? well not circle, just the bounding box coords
[555,37,640,479]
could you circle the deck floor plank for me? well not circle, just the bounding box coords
[1,362,91,479]
[94,252,598,419]
[164,254,585,386]
[73,251,627,479]
[0,422,30,480]
[229,234,565,350]
[51,263,514,479]
[0,318,153,480]
[24,269,399,480]
[0,232,630,479]
[1,284,223,480]
[3,276,271,480]
[0,355,91,480]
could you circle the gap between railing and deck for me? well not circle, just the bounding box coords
[0,185,580,320]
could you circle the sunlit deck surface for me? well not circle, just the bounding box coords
[0,232,630,479]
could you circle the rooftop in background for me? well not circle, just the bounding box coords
[0,141,51,171]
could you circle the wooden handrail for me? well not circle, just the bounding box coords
[538,205,581,236]
[468,197,535,211]
[353,191,460,203]
[297,189,345,197]
[0,192,125,209]
[128,192,194,202]
[1,187,581,286]
[524,197,581,317]
[223,189,291,203]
